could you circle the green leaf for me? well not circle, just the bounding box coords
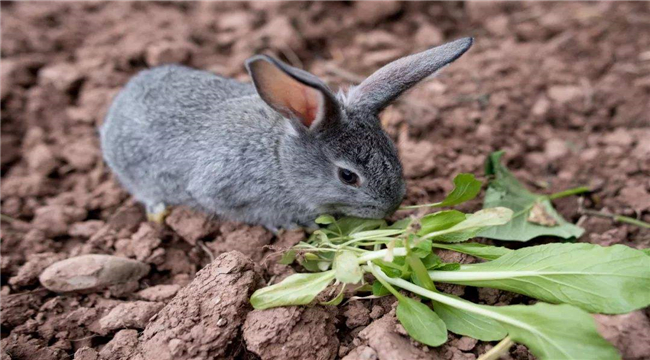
[437,173,483,207]
[417,210,467,236]
[403,173,482,209]
[411,239,433,258]
[389,218,412,230]
[250,270,335,310]
[432,299,507,341]
[427,243,650,314]
[372,281,391,296]
[278,250,297,265]
[406,255,436,291]
[328,217,386,236]
[373,265,620,360]
[433,263,460,271]
[423,207,513,243]
[334,251,363,284]
[396,297,448,347]
[491,303,620,360]
[431,242,513,260]
[480,151,584,241]
[315,214,336,225]
[421,252,443,269]
[321,286,345,306]
[642,248,650,256]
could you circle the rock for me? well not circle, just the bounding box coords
[114,223,164,264]
[69,220,106,238]
[342,345,378,360]
[353,1,402,25]
[140,251,261,360]
[25,144,58,175]
[137,284,181,302]
[544,138,569,161]
[1,333,67,360]
[595,311,650,360]
[99,329,143,360]
[32,205,87,237]
[38,62,84,92]
[346,314,434,360]
[209,224,273,262]
[243,306,339,360]
[548,85,583,104]
[39,254,150,293]
[74,347,99,360]
[602,128,634,147]
[99,301,164,332]
[165,206,219,245]
[452,336,478,352]
[60,137,99,171]
[9,252,64,288]
[145,41,195,66]
[344,301,371,328]
[414,24,444,48]
[618,186,650,212]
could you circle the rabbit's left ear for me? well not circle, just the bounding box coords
[246,55,341,132]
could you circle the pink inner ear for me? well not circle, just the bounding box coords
[293,86,320,127]
[252,60,322,128]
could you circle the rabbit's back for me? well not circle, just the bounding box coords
[101,65,287,218]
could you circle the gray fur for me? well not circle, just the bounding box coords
[100,38,472,229]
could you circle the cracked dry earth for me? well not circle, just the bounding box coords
[2,2,650,360]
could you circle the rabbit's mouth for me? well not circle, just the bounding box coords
[334,204,396,220]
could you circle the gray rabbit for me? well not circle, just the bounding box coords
[100,37,473,230]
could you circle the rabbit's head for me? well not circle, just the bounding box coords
[246,38,473,220]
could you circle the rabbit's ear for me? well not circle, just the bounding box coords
[346,37,473,114]
[246,55,341,132]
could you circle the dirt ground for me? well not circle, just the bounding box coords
[2,2,650,360]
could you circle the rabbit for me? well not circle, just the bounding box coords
[100,37,473,231]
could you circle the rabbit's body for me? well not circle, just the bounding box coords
[101,65,310,228]
[101,38,473,229]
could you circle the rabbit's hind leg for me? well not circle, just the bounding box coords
[145,201,170,224]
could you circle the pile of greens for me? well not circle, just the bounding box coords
[250,151,650,360]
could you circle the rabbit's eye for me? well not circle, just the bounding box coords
[338,168,360,187]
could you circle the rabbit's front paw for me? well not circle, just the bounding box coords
[146,202,170,224]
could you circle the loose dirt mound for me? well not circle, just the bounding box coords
[2,2,649,360]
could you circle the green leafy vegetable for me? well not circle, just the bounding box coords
[417,210,467,236]
[278,249,296,265]
[402,173,482,209]
[321,286,345,306]
[374,264,620,360]
[334,251,363,284]
[250,270,335,310]
[396,296,448,347]
[492,303,620,360]
[480,151,585,241]
[423,207,513,242]
[432,299,507,341]
[372,281,391,297]
[431,242,512,260]
[315,214,336,225]
[250,164,648,358]
[427,243,650,314]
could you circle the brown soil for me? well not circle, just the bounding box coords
[2,2,650,360]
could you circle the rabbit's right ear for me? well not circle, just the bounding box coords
[345,37,473,115]
[246,55,341,133]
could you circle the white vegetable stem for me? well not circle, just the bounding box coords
[368,263,532,330]
[357,248,407,263]
[427,269,543,281]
